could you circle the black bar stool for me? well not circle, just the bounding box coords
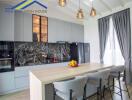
[108,65,130,100]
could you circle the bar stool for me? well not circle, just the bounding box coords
[53,77,87,100]
[83,69,112,100]
[108,65,130,100]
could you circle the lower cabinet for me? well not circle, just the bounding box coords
[0,72,15,95]
[0,62,69,95]
[15,77,29,89]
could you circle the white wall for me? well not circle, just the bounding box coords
[84,19,100,63]
[84,2,132,63]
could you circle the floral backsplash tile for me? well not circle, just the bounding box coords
[14,42,70,67]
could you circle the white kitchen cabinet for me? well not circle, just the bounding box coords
[14,67,30,89]
[0,72,15,95]
[48,18,57,42]
[14,11,24,41]
[15,77,29,89]
[63,22,72,42]
[76,24,84,42]
[23,12,32,41]
[56,20,65,41]
[14,11,32,42]
[48,18,84,42]
[48,18,66,42]
[13,62,69,91]
[0,4,14,41]
[15,67,30,78]
[71,23,84,42]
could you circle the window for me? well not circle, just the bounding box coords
[103,18,124,65]
[33,15,48,42]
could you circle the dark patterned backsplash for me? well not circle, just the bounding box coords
[14,42,70,66]
[0,41,70,67]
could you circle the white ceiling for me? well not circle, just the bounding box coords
[0,0,132,24]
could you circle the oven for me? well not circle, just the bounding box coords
[0,41,14,72]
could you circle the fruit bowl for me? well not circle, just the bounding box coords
[68,60,78,67]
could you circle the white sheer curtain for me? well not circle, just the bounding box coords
[103,18,124,65]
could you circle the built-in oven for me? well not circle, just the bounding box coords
[0,41,14,72]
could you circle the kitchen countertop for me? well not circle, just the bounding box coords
[30,63,113,84]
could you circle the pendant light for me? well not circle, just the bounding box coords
[76,0,84,19]
[58,0,66,7]
[90,0,96,17]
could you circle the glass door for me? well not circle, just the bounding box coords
[33,15,40,42]
[33,15,48,42]
[41,16,48,42]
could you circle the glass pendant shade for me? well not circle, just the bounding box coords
[77,9,84,19]
[58,0,66,7]
[90,7,96,17]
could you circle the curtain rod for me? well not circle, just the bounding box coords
[98,8,130,20]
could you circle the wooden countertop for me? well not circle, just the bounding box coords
[30,63,113,84]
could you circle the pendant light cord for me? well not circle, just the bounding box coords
[79,0,80,9]
[91,0,93,8]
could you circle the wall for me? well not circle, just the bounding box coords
[84,2,132,63]
[0,4,14,41]
[84,19,100,63]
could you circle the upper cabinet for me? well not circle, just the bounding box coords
[0,4,14,41]
[14,11,32,42]
[15,12,48,42]
[14,11,24,41]
[33,15,40,42]
[71,23,84,42]
[33,15,48,42]
[23,13,32,42]
[0,4,84,42]
[41,16,48,42]
[48,18,84,42]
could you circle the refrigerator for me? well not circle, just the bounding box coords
[70,43,90,64]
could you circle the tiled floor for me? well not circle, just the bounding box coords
[0,81,132,100]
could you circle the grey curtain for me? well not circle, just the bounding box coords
[98,17,110,63]
[112,9,132,83]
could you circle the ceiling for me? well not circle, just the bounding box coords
[0,0,132,24]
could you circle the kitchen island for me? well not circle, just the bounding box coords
[30,63,113,100]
